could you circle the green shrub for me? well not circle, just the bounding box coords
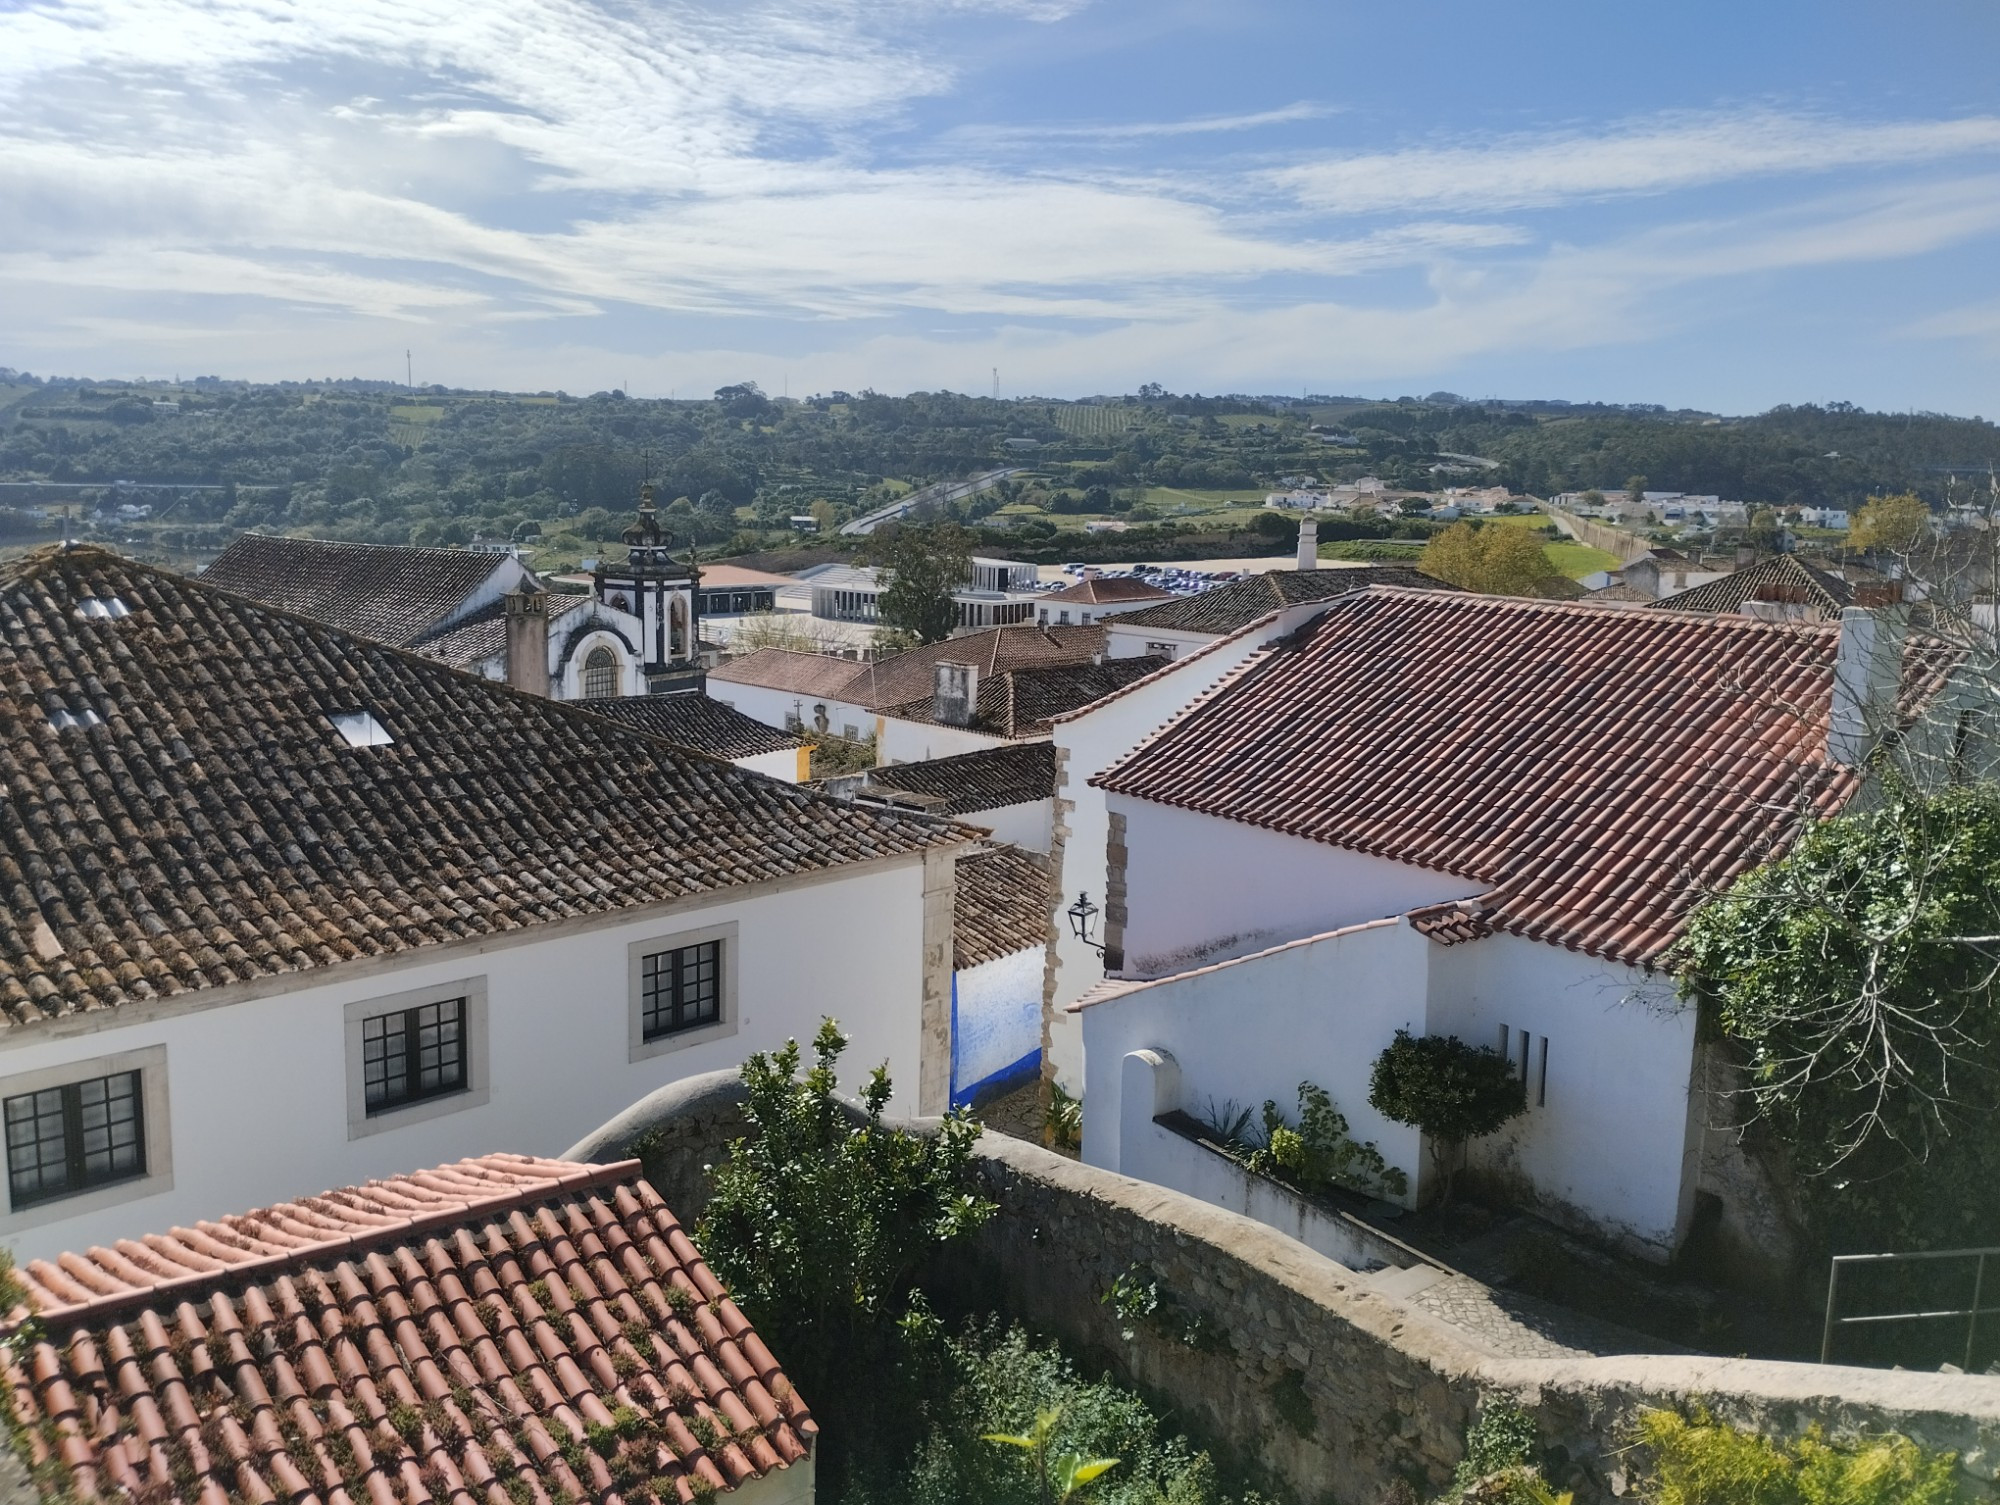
[1246,1081,1408,1201]
[876,1320,1277,1505]
[1634,1407,1964,1505]
[1368,1031,1526,1202]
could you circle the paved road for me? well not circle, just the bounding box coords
[838,467,1028,536]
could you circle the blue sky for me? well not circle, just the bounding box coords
[2,0,1998,413]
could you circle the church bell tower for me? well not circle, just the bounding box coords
[593,481,704,694]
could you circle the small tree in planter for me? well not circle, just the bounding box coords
[1367,1029,1526,1203]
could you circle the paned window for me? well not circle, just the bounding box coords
[363,998,467,1114]
[5,1070,145,1208]
[640,940,723,1040]
[582,647,620,700]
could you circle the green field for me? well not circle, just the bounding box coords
[1470,511,1620,580]
[1048,404,1137,438]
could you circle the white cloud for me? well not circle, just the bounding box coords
[1273,111,2000,214]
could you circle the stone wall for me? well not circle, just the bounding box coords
[1543,509,1654,565]
[567,1073,2000,1505]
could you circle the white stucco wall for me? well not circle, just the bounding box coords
[552,613,648,701]
[876,716,1013,765]
[1079,910,1704,1258]
[1079,919,1431,1205]
[1046,608,1322,1059]
[709,682,873,742]
[1108,797,1479,978]
[1113,1050,1418,1273]
[0,858,933,1262]
[1425,932,1700,1258]
[957,799,1053,853]
[732,746,808,782]
[1102,623,1214,661]
[952,947,1044,1107]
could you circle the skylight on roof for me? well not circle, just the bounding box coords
[47,707,103,731]
[327,710,394,748]
[74,597,131,620]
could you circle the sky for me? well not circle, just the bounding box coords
[2,0,1998,414]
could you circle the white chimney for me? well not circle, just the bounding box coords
[503,585,551,697]
[1296,516,1319,570]
[934,660,978,727]
[1827,605,1908,767]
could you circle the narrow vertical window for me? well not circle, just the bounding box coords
[582,647,619,700]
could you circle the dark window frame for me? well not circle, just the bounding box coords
[639,939,723,1041]
[362,997,469,1116]
[4,1069,147,1210]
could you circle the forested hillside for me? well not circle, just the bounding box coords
[1,372,1994,566]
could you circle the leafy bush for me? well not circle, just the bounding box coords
[1245,1082,1408,1201]
[698,1020,993,1430]
[1368,1031,1526,1201]
[1634,1406,1963,1505]
[1675,783,2000,1252]
[864,1320,1276,1505]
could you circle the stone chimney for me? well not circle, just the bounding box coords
[933,661,978,727]
[1827,604,1908,767]
[503,584,551,697]
[1296,515,1319,571]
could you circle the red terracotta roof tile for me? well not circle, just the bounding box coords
[5,1155,812,1505]
[1039,577,1175,606]
[1095,588,1951,967]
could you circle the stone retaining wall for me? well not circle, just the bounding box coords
[567,1074,2000,1505]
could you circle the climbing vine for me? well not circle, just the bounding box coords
[1675,782,2000,1250]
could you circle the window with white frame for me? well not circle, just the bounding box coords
[628,922,737,1060]
[0,1046,171,1222]
[5,1069,145,1208]
[363,996,468,1114]
[344,980,488,1138]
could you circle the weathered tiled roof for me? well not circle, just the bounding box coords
[880,657,1167,739]
[584,695,806,760]
[1583,582,1656,605]
[708,649,865,700]
[1107,567,1458,636]
[863,742,1056,814]
[1040,576,1174,605]
[842,625,1107,710]
[407,592,592,671]
[1096,587,1948,966]
[953,846,1049,968]
[1649,554,1854,620]
[5,1154,813,1504]
[204,535,508,646]
[0,548,961,1027]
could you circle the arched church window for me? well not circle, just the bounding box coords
[582,646,620,700]
[670,597,689,658]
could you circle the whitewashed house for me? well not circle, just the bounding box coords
[1072,588,1953,1262]
[950,845,1050,1108]
[0,546,971,1259]
[711,624,1141,765]
[827,741,1058,852]
[1034,574,1175,627]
